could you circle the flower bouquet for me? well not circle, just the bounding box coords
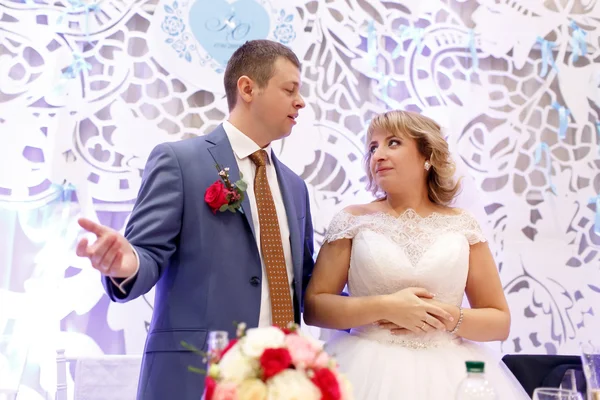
[203,324,353,400]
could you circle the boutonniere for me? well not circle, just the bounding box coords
[204,164,247,214]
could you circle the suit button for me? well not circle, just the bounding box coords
[250,277,260,287]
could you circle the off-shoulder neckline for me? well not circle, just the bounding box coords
[341,208,465,221]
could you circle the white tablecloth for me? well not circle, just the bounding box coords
[73,355,142,400]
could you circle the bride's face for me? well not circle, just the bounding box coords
[368,128,426,193]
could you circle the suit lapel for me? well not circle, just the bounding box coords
[205,126,256,239]
[271,153,302,285]
[206,127,302,295]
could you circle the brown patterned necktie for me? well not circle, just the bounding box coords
[249,149,294,328]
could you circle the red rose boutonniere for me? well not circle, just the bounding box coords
[204,164,247,214]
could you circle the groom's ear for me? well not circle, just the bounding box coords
[237,76,255,104]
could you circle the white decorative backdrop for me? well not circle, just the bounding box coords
[1,0,600,398]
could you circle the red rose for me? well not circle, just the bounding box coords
[220,338,238,359]
[204,181,229,213]
[204,376,216,400]
[259,348,292,380]
[311,368,341,400]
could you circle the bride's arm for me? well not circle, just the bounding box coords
[303,238,388,330]
[441,241,511,342]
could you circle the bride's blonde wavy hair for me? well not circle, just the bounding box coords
[364,110,460,206]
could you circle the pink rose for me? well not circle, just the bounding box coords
[213,382,238,400]
[284,334,326,369]
[313,350,330,368]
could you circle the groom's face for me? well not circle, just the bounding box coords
[251,57,305,142]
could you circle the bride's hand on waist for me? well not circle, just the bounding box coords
[420,298,462,331]
[380,288,454,334]
[380,300,461,334]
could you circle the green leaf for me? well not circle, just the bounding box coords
[239,171,244,179]
[187,366,206,375]
[228,206,236,213]
[181,341,198,351]
[181,341,205,357]
[236,180,247,191]
[219,204,228,212]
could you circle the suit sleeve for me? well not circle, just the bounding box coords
[102,142,184,302]
[300,183,315,312]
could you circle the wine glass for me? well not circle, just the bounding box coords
[581,341,600,400]
[0,335,19,400]
[561,368,587,397]
[533,388,583,400]
[207,330,229,364]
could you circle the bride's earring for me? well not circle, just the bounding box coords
[424,160,431,171]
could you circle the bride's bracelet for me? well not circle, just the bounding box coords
[449,306,464,335]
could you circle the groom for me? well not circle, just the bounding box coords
[76,40,315,399]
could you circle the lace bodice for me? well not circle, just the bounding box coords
[325,209,485,304]
[324,208,486,346]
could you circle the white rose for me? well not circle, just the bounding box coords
[266,370,320,400]
[337,373,354,400]
[208,363,220,379]
[242,327,286,358]
[302,333,325,351]
[237,379,268,400]
[218,343,258,383]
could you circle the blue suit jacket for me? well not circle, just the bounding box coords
[102,125,315,399]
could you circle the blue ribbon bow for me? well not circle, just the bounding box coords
[57,0,101,40]
[50,181,77,202]
[365,21,401,108]
[596,122,600,156]
[536,37,558,77]
[468,29,479,74]
[367,20,377,69]
[392,25,425,58]
[52,52,92,96]
[377,76,399,108]
[589,195,600,235]
[551,102,571,139]
[569,21,587,62]
[535,142,557,195]
[63,53,92,79]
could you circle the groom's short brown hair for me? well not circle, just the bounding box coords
[224,40,301,111]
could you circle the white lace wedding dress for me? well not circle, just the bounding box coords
[323,209,529,399]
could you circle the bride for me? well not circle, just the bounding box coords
[303,110,529,399]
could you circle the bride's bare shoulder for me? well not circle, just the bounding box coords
[343,200,385,216]
[433,205,463,216]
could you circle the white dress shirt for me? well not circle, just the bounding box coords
[222,120,295,327]
[112,122,295,327]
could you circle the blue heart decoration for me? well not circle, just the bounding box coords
[189,0,271,66]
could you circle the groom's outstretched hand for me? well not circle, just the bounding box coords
[76,218,138,278]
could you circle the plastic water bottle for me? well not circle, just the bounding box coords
[455,361,498,399]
